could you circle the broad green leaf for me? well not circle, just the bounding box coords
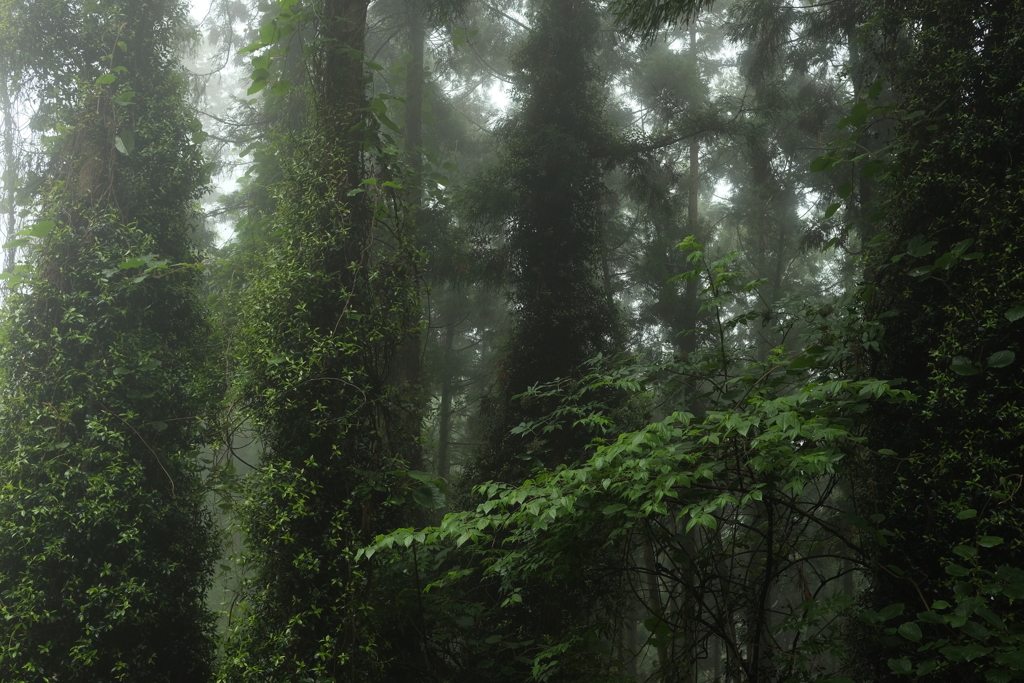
[96,73,116,85]
[940,643,992,662]
[994,649,1024,669]
[247,80,267,96]
[237,40,265,54]
[810,154,834,172]
[114,130,135,156]
[906,235,937,257]
[24,221,55,238]
[978,536,1003,547]
[909,264,935,280]
[986,350,1015,368]
[1005,306,1024,322]
[887,657,912,674]
[898,622,922,641]
[953,544,977,559]
[878,603,905,621]
[412,483,446,509]
[950,356,979,376]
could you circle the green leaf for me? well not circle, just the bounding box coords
[24,221,55,238]
[898,622,922,642]
[1005,306,1024,322]
[978,536,1003,547]
[994,649,1024,669]
[114,130,135,156]
[2,237,29,249]
[810,154,834,172]
[956,509,977,520]
[986,350,1015,368]
[888,657,912,674]
[96,73,117,85]
[247,80,268,96]
[119,257,147,269]
[878,603,905,621]
[824,202,841,219]
[909,264,935,280]
[945,563,971,576]
[237,40,265,55]
[906,235,938,257]
[953,544,977,559]
[950,356,979,376]
[113,90,136,105]
[259,20,280,44]
[941,643,992,662]
[412,483,446,509]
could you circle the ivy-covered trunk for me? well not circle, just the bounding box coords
[0,1,218,681]
[219,0,423,680]
[866,1,1024,680]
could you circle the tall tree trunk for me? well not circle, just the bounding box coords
[387,0,427,465]
[436,322,455,480]
[320,0,370,187]
[1,63,15,275]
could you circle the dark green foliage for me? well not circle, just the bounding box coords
[865,1,1024,679]
[217,2,425,678]
[0,1,218,680]
[610,0,713,41]
[370,247,897,683]
[471,0,621,484]
[219,124,422,681]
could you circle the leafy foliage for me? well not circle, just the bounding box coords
[469,0,622,485]
[0,1,218,680]
[368,241,903,682]
[861,1,1024,680]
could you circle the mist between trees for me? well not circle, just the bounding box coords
[0,0,1022,682]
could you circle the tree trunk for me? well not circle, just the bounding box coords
[436,322,455,480]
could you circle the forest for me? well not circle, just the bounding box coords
[0,0,1022,681]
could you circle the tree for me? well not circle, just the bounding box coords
[470,0,622,485]
[0,0,218,680]
[863,1,1024,680]
[218,1,426,679]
